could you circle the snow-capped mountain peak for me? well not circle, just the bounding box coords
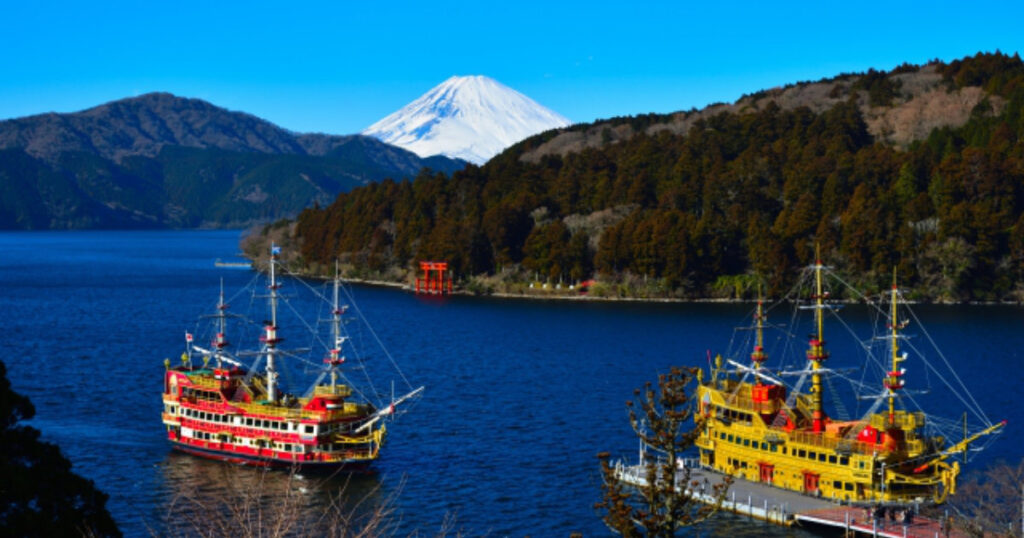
[362,75,570,165]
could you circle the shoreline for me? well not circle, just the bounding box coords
[270,269,1024,306]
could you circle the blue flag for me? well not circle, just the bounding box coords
[271,245,281,255]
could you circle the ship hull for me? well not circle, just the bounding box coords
[169,439,374,473]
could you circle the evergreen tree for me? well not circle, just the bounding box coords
[596,367,730,536]
[0,361,120,537]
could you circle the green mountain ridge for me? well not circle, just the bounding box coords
[0,92,467,229]
[283,52,1024,302]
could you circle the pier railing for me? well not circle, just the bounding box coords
[613,458,792,525]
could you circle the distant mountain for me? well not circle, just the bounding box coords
[362,75,570,164]
[0,93,466,229]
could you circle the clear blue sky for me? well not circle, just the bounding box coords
[2,1,1022,135]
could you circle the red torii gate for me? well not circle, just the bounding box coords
[416,261,452,294]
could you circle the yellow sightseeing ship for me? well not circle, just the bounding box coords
[693,256,1004,505]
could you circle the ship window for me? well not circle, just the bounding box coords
[828,455,837,464]
[844,482,854,491]
[818,453,826,462]
[245,418,253,426]
[727,434,734,443]
[840,457,849,466]
[769,444,778,453]
[743,439,750,447]
[304,425,314,434]
[760,442,767,450]
[833,480,842,489]
[781,447,787,455]
[798,449,806,458]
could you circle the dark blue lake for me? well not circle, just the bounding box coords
[1,230,1020,536]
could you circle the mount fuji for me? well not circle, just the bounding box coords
[362,75,571,165]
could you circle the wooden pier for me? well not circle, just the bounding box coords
[615,460,968,537]
[214,259,252,268]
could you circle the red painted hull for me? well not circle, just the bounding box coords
[169,440,374,473]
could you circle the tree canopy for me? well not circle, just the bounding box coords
[290,52,1024,301]
[0,360,120,537]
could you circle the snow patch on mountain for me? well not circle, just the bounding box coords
[362,75,570,165]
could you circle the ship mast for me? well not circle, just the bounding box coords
[264,244,282,401]
[750,287,767,381]
[807,245,830,433]
[885,269,906,425]
[328,261,345,390]
[212,279,231,367]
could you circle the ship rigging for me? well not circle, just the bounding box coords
[692,254,1004,505]
[161,245,423,470]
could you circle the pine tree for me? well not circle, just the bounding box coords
[596,367,730,536]
[0,361,120,536]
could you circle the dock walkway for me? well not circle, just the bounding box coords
[799,506,964,538]
[615,460,968,537]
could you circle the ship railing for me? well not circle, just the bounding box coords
[869,411,925,431]
[613,457,703,490]
[722,393,756,410]
[313,385,352,398]
[788,430,883,455]
[720,392,785,415]
[614,460,651,487]
[178,398,233,414]
[332,432,376,444]
[230,400,366,420]
[185,373,226,390]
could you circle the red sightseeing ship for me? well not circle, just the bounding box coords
[161,245,422,470]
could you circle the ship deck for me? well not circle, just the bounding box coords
[617,460,970,537]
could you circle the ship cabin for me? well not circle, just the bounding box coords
[695,371,943,504]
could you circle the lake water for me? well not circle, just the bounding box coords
[1,230,1020,536]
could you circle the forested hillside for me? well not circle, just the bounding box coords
[0,93,465,229]
[288,52,1024,302]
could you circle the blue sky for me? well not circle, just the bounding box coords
[2,1,1022,134]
